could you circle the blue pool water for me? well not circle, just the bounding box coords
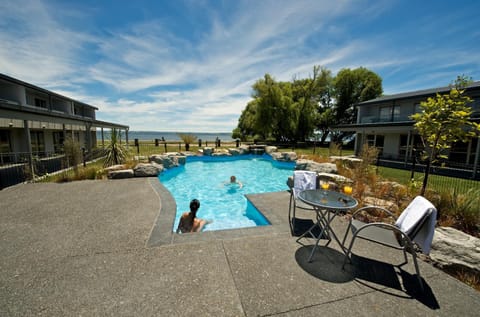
[159,155,295,232]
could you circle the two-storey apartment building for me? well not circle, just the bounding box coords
[0,73,129,163]
[335,81,480,175]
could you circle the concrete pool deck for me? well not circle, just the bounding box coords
[1,178,479,316]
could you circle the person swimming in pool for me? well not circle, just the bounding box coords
[227,175,243,189]
[176,199,210,233]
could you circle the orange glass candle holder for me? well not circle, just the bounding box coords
[343,185,353,195]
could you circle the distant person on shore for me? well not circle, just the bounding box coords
[176,199,210,233]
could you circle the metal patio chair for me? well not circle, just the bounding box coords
[341,196,437,292]
[288,170,318,236]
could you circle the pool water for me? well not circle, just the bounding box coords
[159,155,295,232]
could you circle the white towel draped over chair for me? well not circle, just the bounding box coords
[288,170,317,235]
[394,196,437,254]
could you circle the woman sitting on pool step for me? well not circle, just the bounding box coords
[176,199,212,233]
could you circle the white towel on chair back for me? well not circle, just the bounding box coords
[395,196,437,254]
[293,171,317,198]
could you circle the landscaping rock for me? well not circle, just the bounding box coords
[212,152,232,156]
[265,146,277,154]
[133,155,149,162]
[133,163,161,177]
[103,164,126,172]
[149,155,178,169]
[149,161,164,172]
[176,155,186,165]
[107,169,134,179]
[269,152,283,161]
[330,156,362,168]
[179,151,197,157]
[281,152,297,161]
[317,172,353,191]
[239,145,250,155]
[228,148,241,156]
[296,159,338,174]
[270,152,297,162]
[429,227,480,275]
[363,196,399,212]
[203,147,214,156]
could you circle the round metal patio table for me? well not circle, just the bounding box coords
[297,189,358,262]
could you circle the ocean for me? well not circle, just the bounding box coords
[96,130,235,142]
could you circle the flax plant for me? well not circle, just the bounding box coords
[103,128,128,167]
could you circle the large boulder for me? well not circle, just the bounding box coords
[228,148,241,156]
[429,227,480,275]
[270,152,283,161]
[239,145,250,155]
[317,172,353,191]
[133,163,161,177]
[296,159,338,174]
[103,164,126,172]
[149,155,179,169]
[212,149,230,156]
[271,152,297,162]
[203,147,214,156]
[330,156,362,168]
[176,155,187,165]
[108,169,134,179]
[265,146,277,154]
[362,196,399,212]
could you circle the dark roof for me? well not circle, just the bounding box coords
[0,73,98,110]
[358,81,480,106]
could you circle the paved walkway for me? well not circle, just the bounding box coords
[1,178,479,316]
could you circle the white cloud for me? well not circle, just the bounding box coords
[1,0,479,132]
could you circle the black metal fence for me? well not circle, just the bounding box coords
[0,148,105,190]
[128,139,239,156]
[377,155,480,194]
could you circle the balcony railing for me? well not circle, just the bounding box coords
[359,115,412,124]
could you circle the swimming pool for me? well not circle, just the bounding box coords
[159,154,295,232]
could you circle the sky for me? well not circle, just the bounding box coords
[1,0,479,132]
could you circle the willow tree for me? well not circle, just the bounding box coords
[411,77,480,195]
[233,100,257,140]
[251,74,295,141]
[292,65,332,142]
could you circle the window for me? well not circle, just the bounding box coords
[35,98,47,109]
[53,131,64,153]
[74,105,82,116]
[30,131,45,155]
[0,130,11,154]
[414,103,421,114]
[392,106,401,120]
[379,107,391,122]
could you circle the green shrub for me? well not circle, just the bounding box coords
[435,188,480,235]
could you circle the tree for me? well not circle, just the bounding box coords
[233,65,382,145]
[234,100,258,140]
[333,67,383,124]
[252,74,295,141]
[292,65,331,142]
[411,76,480,195]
